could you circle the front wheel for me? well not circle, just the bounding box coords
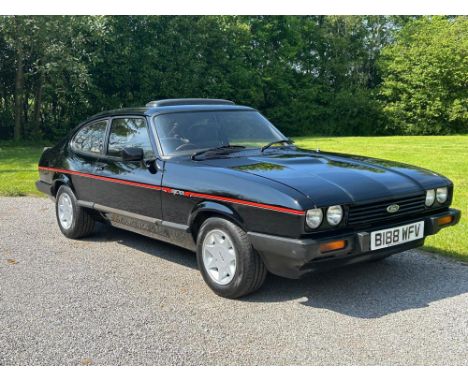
[55,185,95,239]
[196,217,267,298]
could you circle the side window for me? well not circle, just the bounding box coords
[71,120,108,155]
[107,118,153,159]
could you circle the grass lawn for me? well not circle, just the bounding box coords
[0,136,466,260]
[0,144,44,196]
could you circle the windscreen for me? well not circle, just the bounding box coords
[153,110,285,156]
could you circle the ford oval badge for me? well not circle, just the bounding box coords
[387,204,400,213]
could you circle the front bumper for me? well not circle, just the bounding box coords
[248,208,461,279]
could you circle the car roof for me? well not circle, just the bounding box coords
[83,99,254,125]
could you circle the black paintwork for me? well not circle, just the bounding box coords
[36,101,460,278]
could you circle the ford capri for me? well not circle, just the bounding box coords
[36,99,461,298]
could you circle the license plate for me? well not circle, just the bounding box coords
[370,221,424,250]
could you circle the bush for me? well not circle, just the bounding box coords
[378,16,468,135]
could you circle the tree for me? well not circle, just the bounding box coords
[2,16,461,140]
[0,16,107,140]
[378,16,468,134]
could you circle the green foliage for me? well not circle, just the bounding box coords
[378,16,468,134]
[0,16,108,140]
[0,16,466,139]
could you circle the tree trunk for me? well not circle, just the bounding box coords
[23,86,29,130]
[32,72,44,137]
[13,17,24,141]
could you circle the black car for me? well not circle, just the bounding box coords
[36,98,461,298]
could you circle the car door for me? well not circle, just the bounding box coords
[90,116,165,229]
[68,118,109,202]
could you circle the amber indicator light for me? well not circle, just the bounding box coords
[319,240,347,253]
[437,215,453,226]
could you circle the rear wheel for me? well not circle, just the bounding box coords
[55,185,95,239]
[196,217,267,298]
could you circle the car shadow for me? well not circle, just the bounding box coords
[82,223,198,270]
[84,224,468,319]
[246,254,468,318]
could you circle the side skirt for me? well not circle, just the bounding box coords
[77,200,196,251]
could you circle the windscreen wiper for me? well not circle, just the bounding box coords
[191,145,246,160]
[260,139,294,152]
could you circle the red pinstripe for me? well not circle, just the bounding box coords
[38,166,305,215]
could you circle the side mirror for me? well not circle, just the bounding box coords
[122,147,144,161]
[145,159,158,174]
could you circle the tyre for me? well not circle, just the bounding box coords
[55,185,95,239]
[196,217,267,298]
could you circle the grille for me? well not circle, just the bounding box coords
[347,193,426,226]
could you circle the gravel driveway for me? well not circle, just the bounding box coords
[0,197,467,365]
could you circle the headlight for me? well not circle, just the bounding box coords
[436,187,448,203]
[306,208,323,229]
[425,189,435,206]
[326,205,343,226]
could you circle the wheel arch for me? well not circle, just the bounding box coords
[188,201,245,241]
[51,174,74,196]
